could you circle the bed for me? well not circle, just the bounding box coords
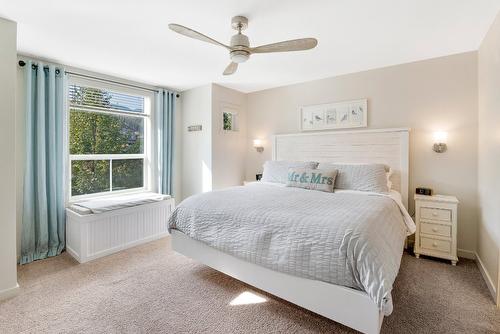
[169,128,412,334]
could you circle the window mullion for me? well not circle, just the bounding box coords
[109,159,113,192]
[70,154,145,161]
[70,105,149,119]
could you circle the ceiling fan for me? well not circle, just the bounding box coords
[169,16,318,75]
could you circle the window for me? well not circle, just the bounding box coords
[68,80,152,199]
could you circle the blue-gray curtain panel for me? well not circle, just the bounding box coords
[21,61,66,264]
[155,90,175,195]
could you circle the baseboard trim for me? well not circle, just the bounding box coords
[0,283,19,301]
[458,249,476,260]
[475,252,497,304]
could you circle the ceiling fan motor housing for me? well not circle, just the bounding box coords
[230,33,249,48]
[230,33,250,63]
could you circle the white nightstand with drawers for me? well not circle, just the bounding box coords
[414,194,459,265]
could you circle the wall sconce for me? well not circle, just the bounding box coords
[253,139,264,153]
[433,131,448,153]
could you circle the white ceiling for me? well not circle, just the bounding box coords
[1,0,499,93]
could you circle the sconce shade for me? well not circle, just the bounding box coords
[433,131,448,153]
[253,139,264,153]
[433,131,448,143]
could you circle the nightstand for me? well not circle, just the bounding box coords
[414,194,459,265]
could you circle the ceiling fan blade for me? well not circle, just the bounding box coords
[250,38,318,54]
[223,62,238,75]
[169,23,230,50]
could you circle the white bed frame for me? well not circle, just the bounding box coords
[171,128,410,334]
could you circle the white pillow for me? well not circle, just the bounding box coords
[318,163,389,193]
[286,167,338,192]
[261,160,319,184]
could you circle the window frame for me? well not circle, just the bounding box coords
[66,76,155,202]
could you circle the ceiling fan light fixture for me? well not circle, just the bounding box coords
[230,50,250,63]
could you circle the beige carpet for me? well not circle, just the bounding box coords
[1,237,498,334]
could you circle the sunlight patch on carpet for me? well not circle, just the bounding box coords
[230,291,267,306]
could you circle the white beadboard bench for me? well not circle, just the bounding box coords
[66,193,174,263]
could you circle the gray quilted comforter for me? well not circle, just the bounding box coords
[168,183,415,315]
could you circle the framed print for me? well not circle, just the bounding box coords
[300,99,367,131]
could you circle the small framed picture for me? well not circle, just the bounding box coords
[300,99,367,131]
[221,104,239,132]
[325,108,337,124]
[311,110,324,126]
[337,105,349,126]
[349,103,365,126]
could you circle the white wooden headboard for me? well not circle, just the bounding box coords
[272,128,410,208]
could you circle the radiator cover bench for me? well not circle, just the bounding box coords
[66,196,174,263]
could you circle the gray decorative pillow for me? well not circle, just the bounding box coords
[318,163,389,193]
[261,160,319,184]
[286,168,338,192]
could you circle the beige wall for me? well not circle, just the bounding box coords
[245,52,479,254]
[211,84,247,190]
[478,12,500,302]
[181,84,247,200]
[0,17,18,300]
[181,85,213,199]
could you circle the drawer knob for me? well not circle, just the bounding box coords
[432,228,438,232]
[432,242,438,247]
[432,212,438,216]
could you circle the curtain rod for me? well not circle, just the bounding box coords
[18,60,180,98]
